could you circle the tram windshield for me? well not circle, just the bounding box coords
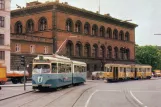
[33,64,50,74]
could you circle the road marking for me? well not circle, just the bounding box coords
[85,89,121,107]
[85,90,98,107]
[129,90,148,107]
[132,90,161,93]
[97,90,122,92]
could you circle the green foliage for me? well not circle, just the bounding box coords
[135,45,161,70]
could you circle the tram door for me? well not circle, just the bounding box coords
[124,68,126,78]
[113,67,118,80]
[134,68,137,78]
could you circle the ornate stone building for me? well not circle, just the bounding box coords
[11,1,137,76]
[0,0,11,72]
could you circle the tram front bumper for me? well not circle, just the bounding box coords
[32,84,52,88]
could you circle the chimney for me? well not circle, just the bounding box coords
[26,1,42,7]
[55,0,59,3]
[104,14,110,17]
[64,2,68,5]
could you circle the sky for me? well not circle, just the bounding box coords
[11,0,161,46]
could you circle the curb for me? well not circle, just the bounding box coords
[0,84,32,87]
[0,90,33,101]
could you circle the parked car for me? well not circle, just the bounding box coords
[92,71,104,80]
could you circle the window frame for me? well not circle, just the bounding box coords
[0,0,5,10]
[30,45,35,53]
[0,16,5,27]
[0,34,4,45]
[15,44,21,52]
[0,51,5,60]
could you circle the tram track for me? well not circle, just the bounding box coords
[71,86,95,107]
[123,89,144,107]
[18,84,83,107]
[42,84,97,107]
[0,82,97,107]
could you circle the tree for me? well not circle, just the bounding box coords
[135,45,161,70]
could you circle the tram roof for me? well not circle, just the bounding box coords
[34,54,71,62]
[104,63,131,67]
[130,64,152,67]
[72,60,86,65]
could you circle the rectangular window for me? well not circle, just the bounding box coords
[0,51,5,60]
[58,63,71,73]
[0,34,4,45]
[0,16,4,27]
[44,46,48,54]
[30,45,35,53]
[15,44,21,52]
[0,0,5,10]
[52,63,57,73]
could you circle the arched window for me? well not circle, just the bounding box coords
[92,24,98,36]
[75,20,82,33]
[94,64,97,71]
[113,29,118,39]
[125,49,130,60]
[100,45,105,58]
[114,47,119,59]
[120,47,125,60]
[66,40,74,56]
[84,22,90,35]
[39,17,47,31]
[125,32,130,41]
[84,43,91,57]
[66,18,73,32]
[92,44,98,58]
[15,21,23,34]
[107,28,112,38]
[119,30,124,40]
[0,0,5,10]
[26,19,34,33]
[100,26,105,37]
[76,42,82,57]
[107,46,112,59]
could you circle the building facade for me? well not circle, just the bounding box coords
[11,1,137,76]
[0,0,10,72]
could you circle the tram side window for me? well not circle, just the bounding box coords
[143,68,146,72]
[127,68,131,72]
[58,63,65,73]
[147,68,150,72]
[106,67,111,72]
[131,68,135,72]
[52,63,57,73]
[120,67,123,72]
[82,66,86,72]
[66,64,71,73]
[74,65,84,72]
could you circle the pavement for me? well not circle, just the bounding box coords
[0,84,32,101]
[0,78,161,107]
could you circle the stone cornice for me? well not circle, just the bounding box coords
[11,2,138,29]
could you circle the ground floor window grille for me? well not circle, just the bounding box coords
[0,51,5,60]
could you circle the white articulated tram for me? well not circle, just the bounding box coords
[32,54,86,91]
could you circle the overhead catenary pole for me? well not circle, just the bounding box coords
[99,0,100,14]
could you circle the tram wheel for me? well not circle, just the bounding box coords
[11,79,18,84]
[0,81,6,85]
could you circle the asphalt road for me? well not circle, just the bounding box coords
[1,78,161,107]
